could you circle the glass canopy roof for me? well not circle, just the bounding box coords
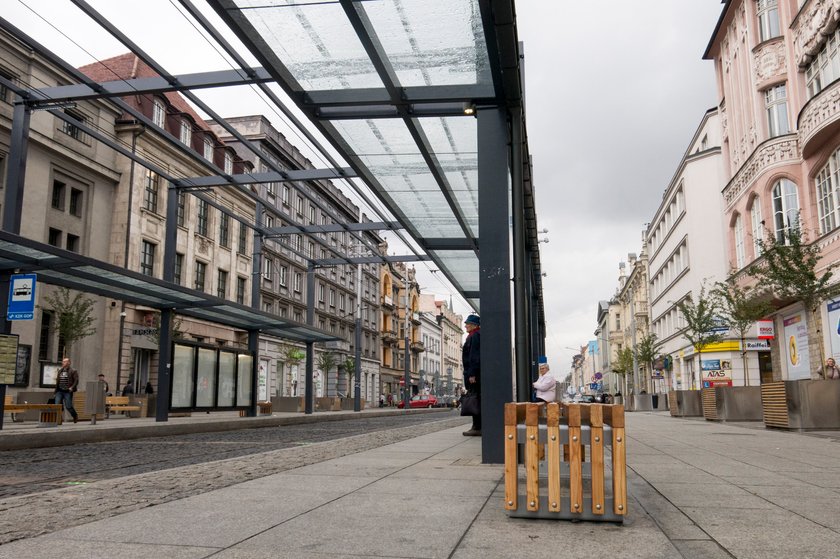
[212,0,491,305]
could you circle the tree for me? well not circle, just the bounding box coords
[676,287,724,388]
[341,356,356,397]
[41,287,97,358]
[749,224,840,378]
[611,346,634,395]
[316,351,338,396]
[146,312,185,345]
[711,279,773,386]
[635,332,663,391]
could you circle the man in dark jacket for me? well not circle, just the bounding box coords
[462,314,481,436]
[54,357,79,423]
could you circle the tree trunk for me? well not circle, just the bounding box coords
[741,335,749,387]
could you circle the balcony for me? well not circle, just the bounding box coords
[799,78,840,158]
[722,134,799,210]
[410,341,425,353]
[381,329,397,343]
[381,295,394,309]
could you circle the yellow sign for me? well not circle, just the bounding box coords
[698,340,740,352]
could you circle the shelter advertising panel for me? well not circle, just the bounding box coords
[0,334,19,385]
[783,312,810,380]
[827,300,840,360]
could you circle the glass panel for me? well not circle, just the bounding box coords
[237,354,253,407]
[218,351,237,407]
[231,0,384,90]
[431,250,479,291]
[360,0,491,87]
[38,271,171,306]
[196,348,217,408]
[172,344,195,408]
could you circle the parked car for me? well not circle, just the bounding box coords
[434,395,458,408]
[397,394,438,409]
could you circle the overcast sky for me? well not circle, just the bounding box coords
[5,0,725,377]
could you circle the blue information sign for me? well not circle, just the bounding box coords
[7,274,37,320]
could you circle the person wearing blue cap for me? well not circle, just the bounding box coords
[532,356,556,403]
[461,314,481,436]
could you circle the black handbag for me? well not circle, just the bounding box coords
[460,393,480,416]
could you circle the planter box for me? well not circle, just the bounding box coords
[702,386,762,422]
[668,390,703,417]
[762,379,840,430]
[340,397,366,410]
[271,396,304,413]
[630,393,669,412]
[316,397,341,411]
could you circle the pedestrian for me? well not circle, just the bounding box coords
[387,393,393,407]
[97,373,111,396]
[122,378,135,396]
[145,381,154,394]
[825,357,840,379]
[54,357,79,424]
[532,356,556,403]
[462,314,481,436]
[379,393,385,408]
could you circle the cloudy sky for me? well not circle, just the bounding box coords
[5,0,724,376]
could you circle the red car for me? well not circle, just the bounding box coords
[397,394,438,409]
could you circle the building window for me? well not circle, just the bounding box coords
[263,301,273,314]
[806,28,840,98]
[816,149,840,234]
[263,257,273,280]
[282,185,290,206]
[174,253,184,285]
[177,190,187,227]
[224,152,233,175]
[60,108,85,141]
[238,222,248,255]
[140,240,155,276]
[197,199,209,236]
[38,310,53,361]
[194,261,207,291]
[309,206,316,224]
[265,214,274,229]
[219,212,230,248]
[0,68,14,103]
[750,197,763,257]
[217,269,228,299]
[180,118,192,145]
[152,99,166,127]
[51,180,65,210]
[236,276,246,305]
[734,214,745,269]
[48,228,61,247]
[329,288,336,307]
[293,272,302,293]
[63,234,78,252]
[279,266,288,286]
[296,196,303,216]
[615,313,621,330]
[143,170,159,213]
[267,181,276,201]
[765,84,789,137]
[203,137,214,161]
[69,188,83,217]
[772,178,800,243]
[757,0,780,42]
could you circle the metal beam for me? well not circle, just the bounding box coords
[419,238,478,250]
[313,255,430,266]
[266,221,401,236]
[177,167,356,188]
[315,103,475,120]
[31,67,274,103]
[304,84,497,107]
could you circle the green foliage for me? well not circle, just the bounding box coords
[281,345,305,363]
[316,351,337,373]
[635,333,662,370]
[611,346,634,377]
[748,225,840,312]
[41,287,97,357]
[146,312,185,345]
[711,279,773,339]
[676,287,724,352]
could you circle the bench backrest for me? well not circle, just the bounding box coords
[4,394,12,406]
[106,396,130,406]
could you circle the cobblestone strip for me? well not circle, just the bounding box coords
[0,417,468,544]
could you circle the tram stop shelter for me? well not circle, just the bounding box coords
[0,0,545,463]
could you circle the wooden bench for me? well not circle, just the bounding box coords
[503,402,626,522]
[105,396,142,417]
[4,396,64,426]
[238,402,273,417]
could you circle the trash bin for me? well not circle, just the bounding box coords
[85,381,106,423]
[651,393,659,409]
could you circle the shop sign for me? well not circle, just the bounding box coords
[757,320,775,339]
[743,339,770,351]
[701,358,732,384]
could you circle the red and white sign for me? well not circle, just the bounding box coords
[757,320,775,339]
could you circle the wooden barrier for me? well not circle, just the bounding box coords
[504,402,626,522]
[238,402,273,417]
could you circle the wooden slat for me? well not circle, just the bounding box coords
[525,403,541,511]
[590,404,605,515]
[504,403,519,511]
[612,424,627,515]
[567,403,583,514]
[701,387,718,420]
[761,382,789,428]
[546,402,561,512]
[668,391,678,416]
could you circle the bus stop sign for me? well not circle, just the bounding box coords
[7,274,36,320]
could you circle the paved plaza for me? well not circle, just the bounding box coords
[1,410,839,558]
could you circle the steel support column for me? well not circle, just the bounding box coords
[511,107,530,402]
[156,184,179,422]
[247,203,264,418]
[0,100,30,429]
[305,261,315,415]
[248,329,259,416]
[478,107,513,463]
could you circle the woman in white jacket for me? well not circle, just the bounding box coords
[532,356,556,403]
